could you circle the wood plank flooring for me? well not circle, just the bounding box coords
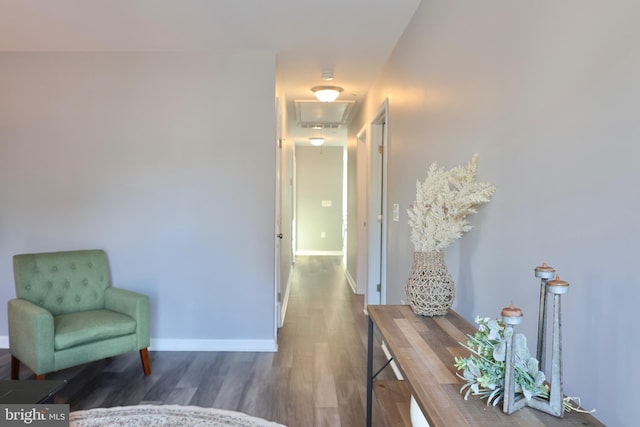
[0,256,395,426]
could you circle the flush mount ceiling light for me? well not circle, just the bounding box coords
[309,137,325,146]
[311,86,343,102]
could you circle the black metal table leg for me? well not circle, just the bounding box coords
[366,314,374,427]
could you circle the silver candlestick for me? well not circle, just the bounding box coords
[501,304,526,415]
[534,262,556,372]
[527,275,569,417]
[522,274,569,418]
[502,273,569,418]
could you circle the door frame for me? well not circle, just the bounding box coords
[360,99,389,311]
[356,127,369,299]
[274,98,283,333]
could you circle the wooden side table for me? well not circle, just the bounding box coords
[366,305,604,427]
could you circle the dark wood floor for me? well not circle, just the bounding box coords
[0,256,394,426]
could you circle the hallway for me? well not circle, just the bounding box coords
[277,255,394,426]
[0,256,393,426]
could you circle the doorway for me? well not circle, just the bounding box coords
[358,99,389,311]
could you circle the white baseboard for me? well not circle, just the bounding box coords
[150,338,277,352]
[381,341,403,380]
[280,265,293,326]
[295,250,343,256]
[345,268,357,294]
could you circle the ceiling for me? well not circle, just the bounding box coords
[0,0,421,146]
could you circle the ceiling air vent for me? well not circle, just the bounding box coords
[299,123,341,129]
[294,100,355,127]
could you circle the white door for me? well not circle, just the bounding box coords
[274,99,283,330]
[364,100,389,309]
[356,128,369,300]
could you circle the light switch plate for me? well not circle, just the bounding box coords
[393,203,400,222]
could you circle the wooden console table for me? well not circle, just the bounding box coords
[366,305,604,427]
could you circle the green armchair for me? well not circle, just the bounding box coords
[8,249,151,380]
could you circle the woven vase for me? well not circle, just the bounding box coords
[405,251,455,316]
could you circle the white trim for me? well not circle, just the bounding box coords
[150,339,277,352]
[345,268,357,294]
[366,99,389,307]
[274,96,283,341]
[0,336,9,349]
[381,341,403,380]
[280,264,293,326]
[295,250,343,256]
[378,99,389,306]
[342,145,349,268]
[356,125,369,309]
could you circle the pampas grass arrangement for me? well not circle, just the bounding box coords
[407,154,496,252]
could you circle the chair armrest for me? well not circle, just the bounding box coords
[7,298,55,375]
[104,288,150,349]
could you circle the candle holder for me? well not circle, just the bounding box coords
[502,274,569,418]
[501,304,527,415]
[527,274,569,418]
[534,262,555,372]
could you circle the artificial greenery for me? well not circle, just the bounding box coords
[454,316,593,413]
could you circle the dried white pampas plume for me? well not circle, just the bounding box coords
[407,154,496,252]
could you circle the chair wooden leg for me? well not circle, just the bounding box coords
[13,355,46,380]
[140,348,151,376]
[11,355,20,380]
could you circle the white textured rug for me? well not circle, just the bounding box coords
[69,405,286,427]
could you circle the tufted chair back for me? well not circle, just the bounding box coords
[13,249,112,316]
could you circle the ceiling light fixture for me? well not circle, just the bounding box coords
[311,86,343,102]
[309,137,325,146]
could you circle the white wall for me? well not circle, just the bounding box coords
[0,51,278,350]
[295,146,344,254]
[350,1,639,425]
